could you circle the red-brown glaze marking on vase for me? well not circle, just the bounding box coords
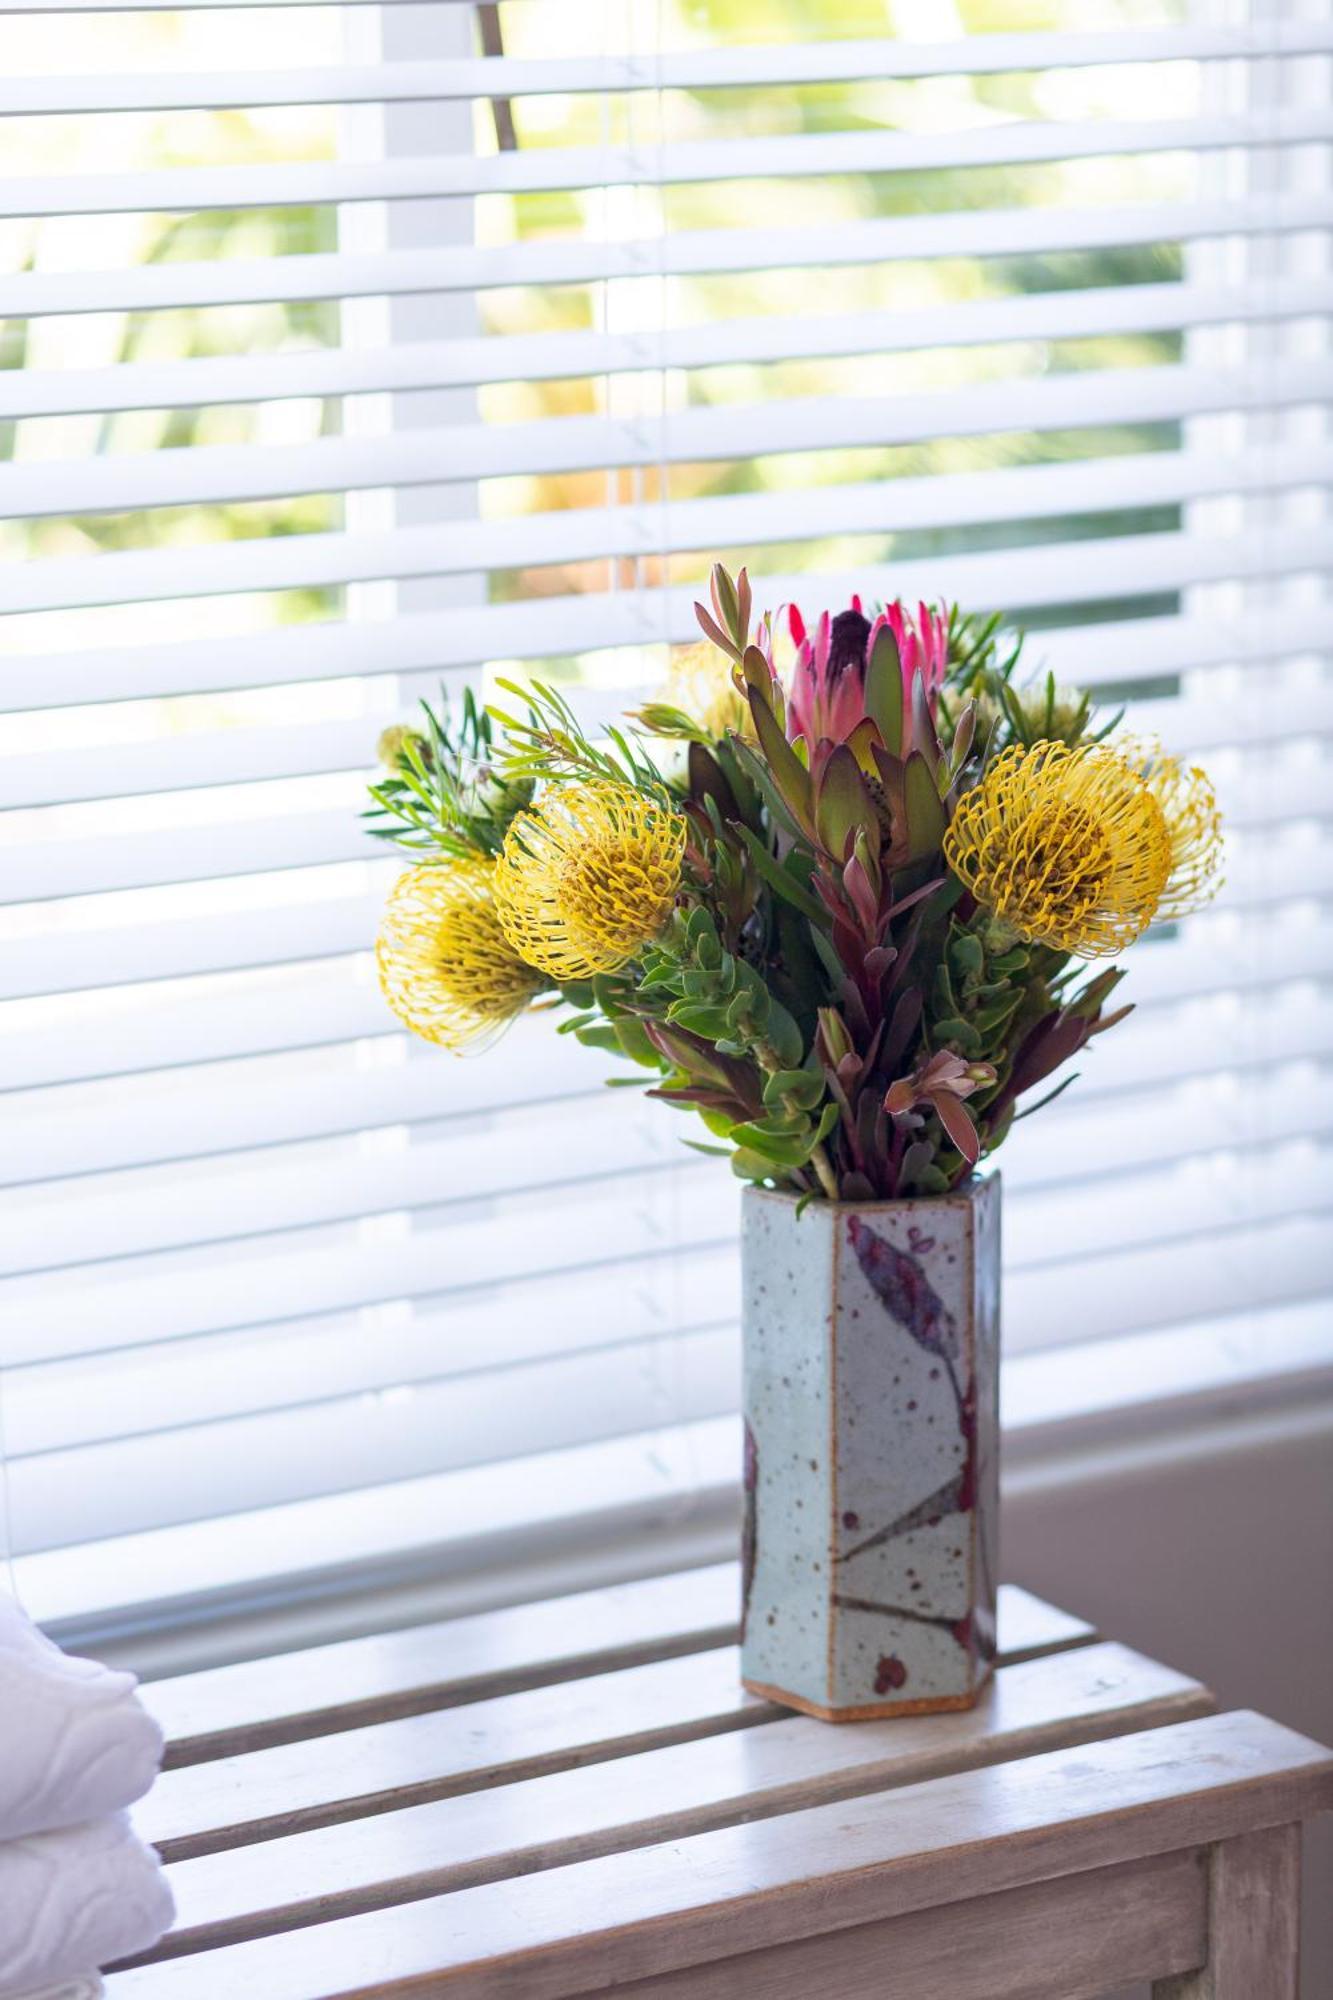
[874,1654,908,1694]
[843,1216,979,1547]
[846,1216,959,1364]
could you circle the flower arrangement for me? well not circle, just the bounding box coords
[368,567,1221,1204]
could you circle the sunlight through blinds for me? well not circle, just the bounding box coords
[1,0,1330,1636]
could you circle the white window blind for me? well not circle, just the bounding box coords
[2,0,1331,1640]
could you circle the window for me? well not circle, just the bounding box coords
[2,0,1330,1644]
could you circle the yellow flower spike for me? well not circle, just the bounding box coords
[376,856,544,1052]
[663,639,755,744]
[1117,736,1224,920]
[944,739,1173,959]
[494,780,688,981]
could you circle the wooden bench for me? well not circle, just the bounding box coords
[106,1562,1333,1999]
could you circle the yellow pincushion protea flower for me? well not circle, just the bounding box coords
[1117,737,1224,920]
[377,857,543,1052]
[944,739,1173,958]
[494,780,687,981]
[663,640,755,743]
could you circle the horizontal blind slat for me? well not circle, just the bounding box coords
[13,359,1333,520]
[9,1201,1331,1549]
[9,276,1333,421]
[0,1170,744,1366]
[13,658,1331,825]
[10,26,1333,116]
[8,190,1328,319]
[7,979,1332,1190]
[7,744,1326,995]
[10,1138,1330,1467]
[9,582,1333,716]
[8,1249,739,1459]
[11,445,1333,613]
[4,1042,1328,1280]
[5,1323,741,1554]
[4,1039,1330,1362]
[13,110,1333,218]
[5,911,1323,1097]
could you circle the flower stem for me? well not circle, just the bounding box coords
[807,1141,841,1203]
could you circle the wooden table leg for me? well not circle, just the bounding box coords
[1155,1823,1301,1999]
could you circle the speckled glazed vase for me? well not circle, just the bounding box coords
[740,1175,1000,1721]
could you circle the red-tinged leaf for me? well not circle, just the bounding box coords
[832,915,865,973]
[950,701,976,773]
[839,976,872,1041]
[836,1051,865,1091]
[748,688,815,833]
[903,751,948,861]
[863,621,904,756]
[882,987,923,1071]
[852,826,883,898]
[736,566,752,643]
[816,744,878,863]
[910,673,939,771]
[843,850,880,932]
[883,874,947,924]
[710,562,740,643]
[933,1088,981,1165]
[741,643,773,695]
[695,601,741,660]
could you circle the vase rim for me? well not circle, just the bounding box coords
[741,1169,998,1213]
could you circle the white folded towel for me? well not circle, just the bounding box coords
[0,1595,163,1842]
[5,1981,103,2000]
[0,1814,173,1995]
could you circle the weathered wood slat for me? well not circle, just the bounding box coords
[587,1850,1210,2000]
[144,1565,739,1768]
[108,1712,1333,2000]
[143,1569,1093,1768]
[135,1588,1096,1863]
[137,1647,777,1862]
[142,1641,1213,1959]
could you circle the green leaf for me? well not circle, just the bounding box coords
[814,744,878,863]
[862,621,904,756]
[666,1003,735,1040]
[903,750,948,861]
[949,932,985,980]
[765,1000,805,1069]
[811,1101,841,1146]
[728,1121,819,1167]
[747,690,815,835]
[972,996,1024,1036]
[570,1023,625,1054]
[612,1018,664,1068]
[734,825,830,927]
[933,1016,983,1055]
[763,1068,826,1112]
[730,1147,778,1182]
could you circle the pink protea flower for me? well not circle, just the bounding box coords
[779,596,949,753]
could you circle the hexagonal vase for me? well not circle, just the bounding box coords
[741,1175,1000,1721]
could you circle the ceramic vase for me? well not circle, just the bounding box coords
[740,1175,1000,1721]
